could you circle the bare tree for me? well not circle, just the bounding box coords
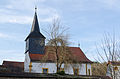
[92,62,107,76]
[95,33,120,79]
[43,19,72,72]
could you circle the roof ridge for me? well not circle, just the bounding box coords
[3,60,24,63]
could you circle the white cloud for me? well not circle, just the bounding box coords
[8,16,33,24]
[0,50,24,65]
[5,5,13,9]
[98,0,118,6]
[39,13,60,22]
[0,0,60,24]
[8,0,45,10]
[0,33,10,38]
[0,32,24,42]
[97,0,120,9]
[0,10,60,24]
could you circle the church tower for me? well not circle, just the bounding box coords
[25,8,45,54]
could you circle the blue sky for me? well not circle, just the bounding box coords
[0,0,120,64]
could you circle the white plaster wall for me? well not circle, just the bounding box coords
[116,66,120,79]
[86,64,92,75]
[64,64,87,75]
[106,65,120,79]
[117,66,120,79]
[113,66,120,79]
[79,64,86,75]
[64,64,73,74]
[24,52,30,72]
[30,63,91,75]
[64,63,92,75]
[31,63,57,73]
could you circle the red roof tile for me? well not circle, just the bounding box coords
[70,47,92,63]
[2,61,24,71]
[29,47,92,63]
[108,61,120,66]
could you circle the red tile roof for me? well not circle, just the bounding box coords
[29,47,92,63]
[108,61,120,66]
[2,61,24,72]
[70,47,92,63]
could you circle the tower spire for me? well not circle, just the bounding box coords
[31,7,39,32]
[25,7,45,41]
[35,6,37,13]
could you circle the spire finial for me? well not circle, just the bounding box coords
[35,6,37,13]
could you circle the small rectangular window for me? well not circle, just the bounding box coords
[42,68,48,73]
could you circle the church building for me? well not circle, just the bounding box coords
[24,8,93,75]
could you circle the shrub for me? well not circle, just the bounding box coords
[57,71,65,75]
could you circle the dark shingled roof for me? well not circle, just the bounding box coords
[25,12,45,41]
[29,47,93,63]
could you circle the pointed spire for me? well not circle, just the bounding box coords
[25,7,45,41]
[31,7,40,32]
[35,6,37,13]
